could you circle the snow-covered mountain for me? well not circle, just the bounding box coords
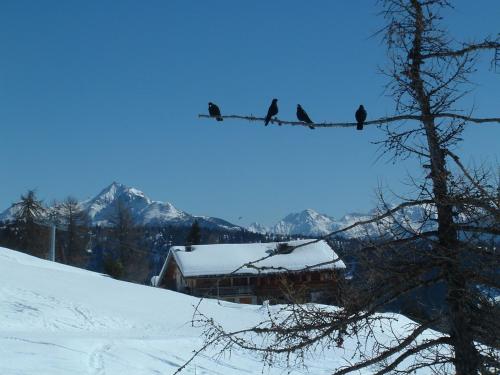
[0,185,444,239]
[0,182,242,231]
[271,209,339,236]
[80,182,189,227]
[247,222,270,234]
[250,206,437,238]
[80,182,241,230]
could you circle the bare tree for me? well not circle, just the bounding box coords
[184,1,500,374]
[106,200,149,282]
[56,196,90,265]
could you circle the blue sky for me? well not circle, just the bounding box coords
[1,1,499,226]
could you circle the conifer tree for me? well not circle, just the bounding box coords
[186,220,202,247]
[12,190,47,257]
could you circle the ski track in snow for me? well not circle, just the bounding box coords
[2,336,85,354]
[1,286,134,332]
[88,343,112,375]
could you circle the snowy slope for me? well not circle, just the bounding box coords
[0,246,445,375]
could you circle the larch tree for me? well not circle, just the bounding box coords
[186,220,202,248]
[12,190,47,258]
[183,1,500,374]
[56,196,91,266]
[106,200,149,282]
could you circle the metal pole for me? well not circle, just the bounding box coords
[49,224,56,261]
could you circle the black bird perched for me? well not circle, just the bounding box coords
[264,98,278,126]
[355,105,367,130]
[208,102,223,121]
[296,104,315,130]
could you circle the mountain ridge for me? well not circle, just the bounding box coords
[0,183,435,238]
[0,182,242,232]
[248,206,437,239]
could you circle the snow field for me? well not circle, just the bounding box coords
[0,247,445,374]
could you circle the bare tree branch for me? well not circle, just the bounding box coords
[199,113,500,128]
[421,40,500,60]
[199,113,422,128]
[446,149,500,210]
[334,330,448,375]
[374,337,452,375]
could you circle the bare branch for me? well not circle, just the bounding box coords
[421,40,500,60]
[455,225,500,236]
[374,337,452,375]
[333,321,442,375]
[198,113,422,128]
[199,113,500,128]
[446,149,500,210]
[435,113,500,124]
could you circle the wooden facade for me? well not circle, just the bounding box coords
[157,255,344,305]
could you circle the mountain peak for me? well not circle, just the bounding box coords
[274,209,337,236]
[78,183,241,230]
[303,208,319,215]
[81,182,155,225]
[97,182,148,202]
[247,222,269,234]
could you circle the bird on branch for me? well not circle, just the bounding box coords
[355,105,367,130]
[264,98,278,126]
[208,102,223,122]
[296,104,315,129]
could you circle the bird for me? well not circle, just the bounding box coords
[296,104,315,130]
[208,102,223,121]
[355,105,367,130]
[264,99,278,126]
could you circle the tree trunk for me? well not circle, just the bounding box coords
[409,1,480,372]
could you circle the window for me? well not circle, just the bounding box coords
[196,278,216,288]
[232,277,248,286]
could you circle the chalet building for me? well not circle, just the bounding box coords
[151,240,346,304]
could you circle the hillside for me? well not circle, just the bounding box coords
[0,246,442,374]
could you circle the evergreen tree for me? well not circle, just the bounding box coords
[186,220,201,247]
[12,190,47,257]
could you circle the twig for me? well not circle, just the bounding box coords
[446,150,500,210]
[421,41,500,60]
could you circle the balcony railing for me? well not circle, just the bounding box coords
[190,285,255,297]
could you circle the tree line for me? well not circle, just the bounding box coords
[0,190,272,283]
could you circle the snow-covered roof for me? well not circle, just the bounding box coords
[162,240,345,280]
